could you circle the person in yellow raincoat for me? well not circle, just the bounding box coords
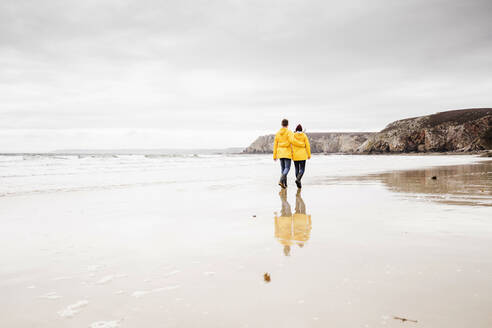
[273,119,296,188]
[291,124,311,189]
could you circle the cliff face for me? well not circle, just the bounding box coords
[244,109,492,154]
[358,108,492,153]
[243,132,374,154]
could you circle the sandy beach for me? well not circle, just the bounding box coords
[1,154,491,327]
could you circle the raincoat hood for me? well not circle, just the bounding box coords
[291,132,311,161]
[273,128,295,159]
[293,132,306,146]
[278,127,289,135]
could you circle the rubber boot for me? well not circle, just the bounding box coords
[278,174,287,189]
[295,173,303,189]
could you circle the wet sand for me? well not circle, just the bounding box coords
[324,160,492,206]
[0,155,491,327]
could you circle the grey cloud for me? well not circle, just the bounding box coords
[0,0,491,150]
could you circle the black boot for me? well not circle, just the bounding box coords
[295,173,303,189]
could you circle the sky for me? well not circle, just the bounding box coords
[1,0,491,151]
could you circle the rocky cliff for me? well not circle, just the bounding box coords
[358,108,492,153]
[243,132,374,154]
[244,108,492,154]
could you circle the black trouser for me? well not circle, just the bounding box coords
[294,160,306,181]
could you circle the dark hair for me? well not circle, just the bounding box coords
[281,119,289,127]
[295,124,303,132]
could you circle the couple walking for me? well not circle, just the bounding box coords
[273,119,311,189]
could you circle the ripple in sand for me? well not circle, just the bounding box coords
[96,275,114,285]
[87,264,105,272]
[95,274,127,285]
[89,320,121,328]
[115,273,128,278]
[39,292,61,300]
[132,290,151,298]
[164,270,180,277]
[57,300,89,318]
[132,285,180,298]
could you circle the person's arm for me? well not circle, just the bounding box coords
[289,131,305,147]
[305,135,311,159]
[273,134,278,160]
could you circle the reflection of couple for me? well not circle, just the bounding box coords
[274,189,312,256]
[273,119,311,189]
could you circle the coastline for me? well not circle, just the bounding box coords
[241,150,492,156]
[244,109,492,154]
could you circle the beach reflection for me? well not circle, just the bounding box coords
[323,160,492,207]
[377,161,492,206]
[275,190,312,256]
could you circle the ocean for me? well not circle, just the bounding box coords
[1,153,488,197]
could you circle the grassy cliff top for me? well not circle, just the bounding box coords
[383,108,492,132]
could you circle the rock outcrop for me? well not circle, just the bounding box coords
[244,108,492,154]
[243,132,374,154]
[358,108,492,153]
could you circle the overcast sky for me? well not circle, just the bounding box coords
[1,0,491,151]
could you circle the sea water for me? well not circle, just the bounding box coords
[0,153,487,197]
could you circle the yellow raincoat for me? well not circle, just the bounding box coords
[292,132,311,161]
[273,128,294,159]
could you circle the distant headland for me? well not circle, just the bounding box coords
[243,108,492,154]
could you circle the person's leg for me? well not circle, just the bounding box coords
[294,161,301,188]
[278,159,286,188]
[282,159,291,176]
[298,160,306,181]
[295,160,306,188]
[284,159,291,186]
[294,161,300,178]
[279,158,290,188]
[280,158,286,174]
